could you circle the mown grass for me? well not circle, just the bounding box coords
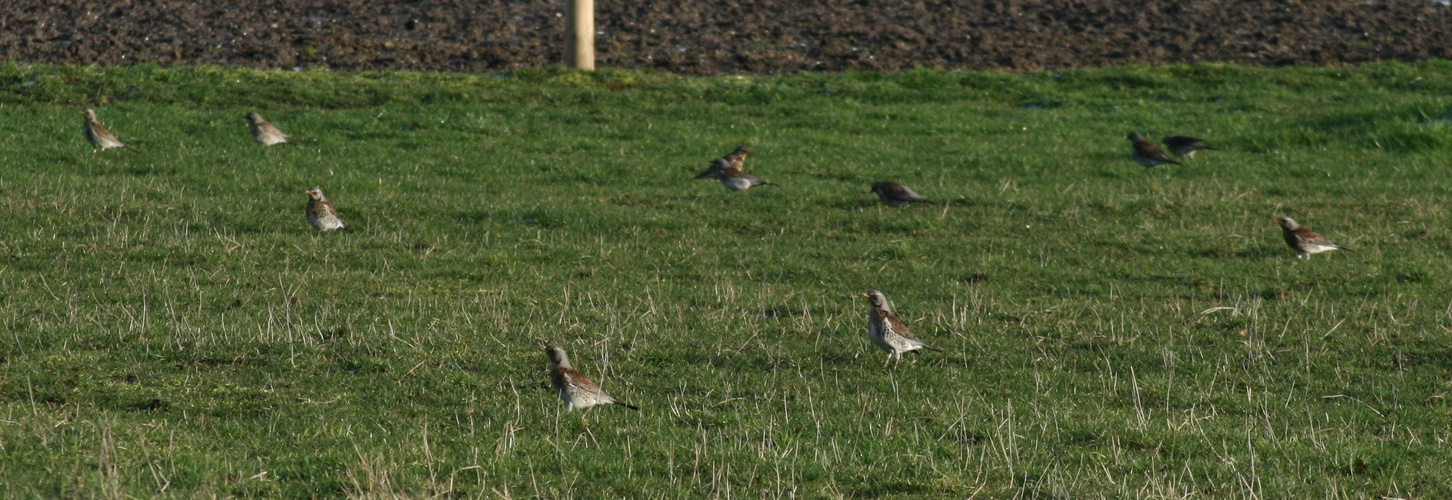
[1,60,1451,498]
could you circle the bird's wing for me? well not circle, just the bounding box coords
[563,368,611,399]
[1136,141,1172,161]
[324,201,346,225]
[884,312,918,339]
[695,159,728,179]
[1166,137,1202,149]
[1295,227,1335,247]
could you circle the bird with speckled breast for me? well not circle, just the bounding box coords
[542,345,639,412]
[81,109,127,152]
[862,290,942,367]
[305,186,348,232]
[1127,132,1179,168]
[247,112,290,146]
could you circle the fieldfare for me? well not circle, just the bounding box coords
[305,186,348,232]
[542,345,639,412]
[247,112,290,146]
[81,109,126,152]
[721,146,751,170]
[872,181,930,207]
[1276,216,1352,259]
[1127,132,1179,168]
[1162,135,1216,158]
[695,149,770,191]
[862,290,942,366]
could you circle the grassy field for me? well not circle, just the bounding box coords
[1,61,1452,498]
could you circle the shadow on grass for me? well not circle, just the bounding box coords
[1194,245,1279,260]
[828,198,883,210]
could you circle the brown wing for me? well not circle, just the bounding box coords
[1134,139,1173,162]
[560,367,602,393]
[890,184,928,202]
[86,122,116,145]
[1293,226,1334,247]
[561,366,620,406]
[883,311,919,339]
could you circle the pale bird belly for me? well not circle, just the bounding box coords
[724,178,752,191]
[309,213,345,231]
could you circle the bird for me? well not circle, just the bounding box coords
[305,186,348,232]
[247,112,289,146]
[721,146,751,170]
[871,181,930,207]
[1162,135,1216,158]
[861,290,942,367]
[1127,132,1180,168]
[542,345,639,412]
[81,109,127,152]
[1276,216,1352,259]
[694,147,770,191]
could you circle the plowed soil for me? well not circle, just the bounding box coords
[2,0,1450,74]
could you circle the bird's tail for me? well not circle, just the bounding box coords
[1337,245,1354,252]
[921,344,944,352]
[617,401,641,411]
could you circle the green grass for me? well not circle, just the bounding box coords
[2,60,1452,497]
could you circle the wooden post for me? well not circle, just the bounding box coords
[565,0,595,70]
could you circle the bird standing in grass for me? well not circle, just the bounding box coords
[695,146,770,191]
[1276,216,1352,259]
[247,112,289,146]
[81,109,127,152]
[1127,132,1179,168]
[721,146,751,169]
[305,186,348,232]
[862,290,942,367]
[1162,135,1216,158]
[542,345,639,412]
[872,181,930,207]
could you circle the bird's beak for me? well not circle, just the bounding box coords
[860,293,870,298]
[539,347,548,352]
